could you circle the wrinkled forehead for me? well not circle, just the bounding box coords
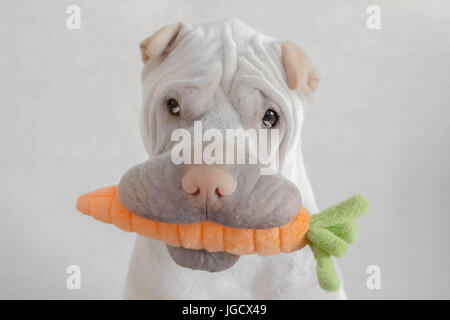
[142,20,296,110]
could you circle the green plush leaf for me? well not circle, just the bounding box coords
[310,244,340,292]
[307,226,348,257]
[310,194,368,228]
[307,194,368,292]
[327,221,358,244]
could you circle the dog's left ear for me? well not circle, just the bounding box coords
[140,23,184,63]
[282,42,319,96]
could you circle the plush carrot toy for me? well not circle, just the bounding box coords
[76,185,368,291]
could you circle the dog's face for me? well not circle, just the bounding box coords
[118,19,319,271]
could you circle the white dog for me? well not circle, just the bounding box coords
[122,19,347,299]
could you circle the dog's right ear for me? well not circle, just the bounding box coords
[140,23,184,63]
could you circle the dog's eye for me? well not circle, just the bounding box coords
[166,98,180,115]
[262,109,278,128]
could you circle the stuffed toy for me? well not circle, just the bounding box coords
[77,186,367,291]
[77,19,368,299]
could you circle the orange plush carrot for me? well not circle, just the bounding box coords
[76,185,310,256]
[76,185,368,291]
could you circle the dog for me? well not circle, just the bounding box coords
[121,19,347,299]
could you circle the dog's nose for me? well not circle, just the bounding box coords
[181,167,236,208]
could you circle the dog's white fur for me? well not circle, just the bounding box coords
[124,19,347,299]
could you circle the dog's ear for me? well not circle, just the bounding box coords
[140,23,184,63]
[282,42,319,96]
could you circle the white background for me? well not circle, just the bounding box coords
[0,0,449,299]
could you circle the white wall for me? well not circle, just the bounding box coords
[0,0,449,299]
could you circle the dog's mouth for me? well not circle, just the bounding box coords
[166,245,240,272]
[118,158,304,272]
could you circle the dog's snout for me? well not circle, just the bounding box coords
[181,167,236,208]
